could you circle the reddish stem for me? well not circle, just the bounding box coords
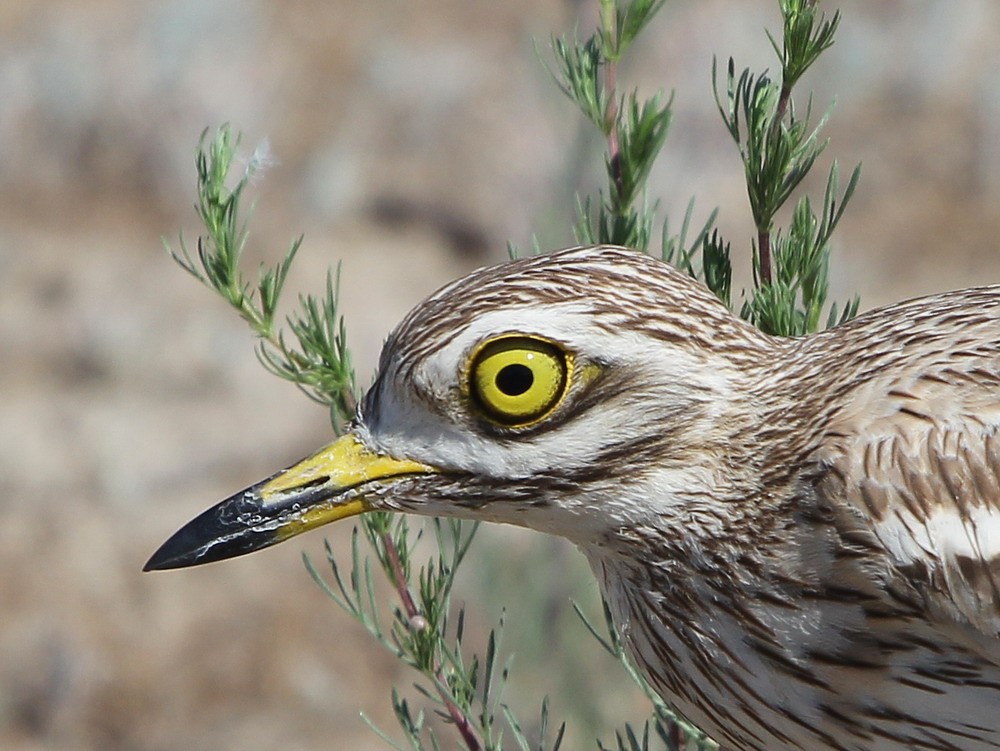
[759,78,793,288]
[773,81,792,127]
[757,228,773,287]
[381,531,419,618]
[380,531,484,751]
[604,59,625,212]
[760,0,822,285]
[667,722,684,750]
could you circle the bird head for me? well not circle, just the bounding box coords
[145,246,772,571]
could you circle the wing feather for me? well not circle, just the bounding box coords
[813,315,1000,636]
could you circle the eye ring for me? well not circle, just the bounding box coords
[468,336,570,427]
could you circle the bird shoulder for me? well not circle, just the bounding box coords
[806,292,1000,636]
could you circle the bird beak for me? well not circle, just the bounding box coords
[143,433,439,571]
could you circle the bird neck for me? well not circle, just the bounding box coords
[579,334,830,578]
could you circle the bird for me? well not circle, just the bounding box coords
[146,244,1000,751]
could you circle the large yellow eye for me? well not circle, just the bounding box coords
[469,336,569,426]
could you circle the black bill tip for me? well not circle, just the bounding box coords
[143,485,282,571]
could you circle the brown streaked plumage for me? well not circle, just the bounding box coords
[147,245,1000,751]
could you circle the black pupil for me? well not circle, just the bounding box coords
[495,363,534,396]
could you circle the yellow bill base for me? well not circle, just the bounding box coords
[261,433,437,498]
[262,433,440,540]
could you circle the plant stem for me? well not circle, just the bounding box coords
[379,531,484,751]
[603,34,624,210]
[757,228,773,286]
[667,722,684,750]
[757,0,823,289]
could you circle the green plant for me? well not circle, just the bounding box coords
[713,0,861,335]
[172,127,541,750]
[168,0,859,748]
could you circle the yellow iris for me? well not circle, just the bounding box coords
[470,336,569,425]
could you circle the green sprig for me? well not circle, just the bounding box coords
[548,0,677,252]
[173,125,571,751]
[169,127,357,421]
[712,0,860,335]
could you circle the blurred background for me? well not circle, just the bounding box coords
[2,1,999,749]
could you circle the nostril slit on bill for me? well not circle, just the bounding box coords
[293,476,331,491]
[260,475,332,509]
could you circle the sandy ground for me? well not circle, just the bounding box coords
[2,1,999,749]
